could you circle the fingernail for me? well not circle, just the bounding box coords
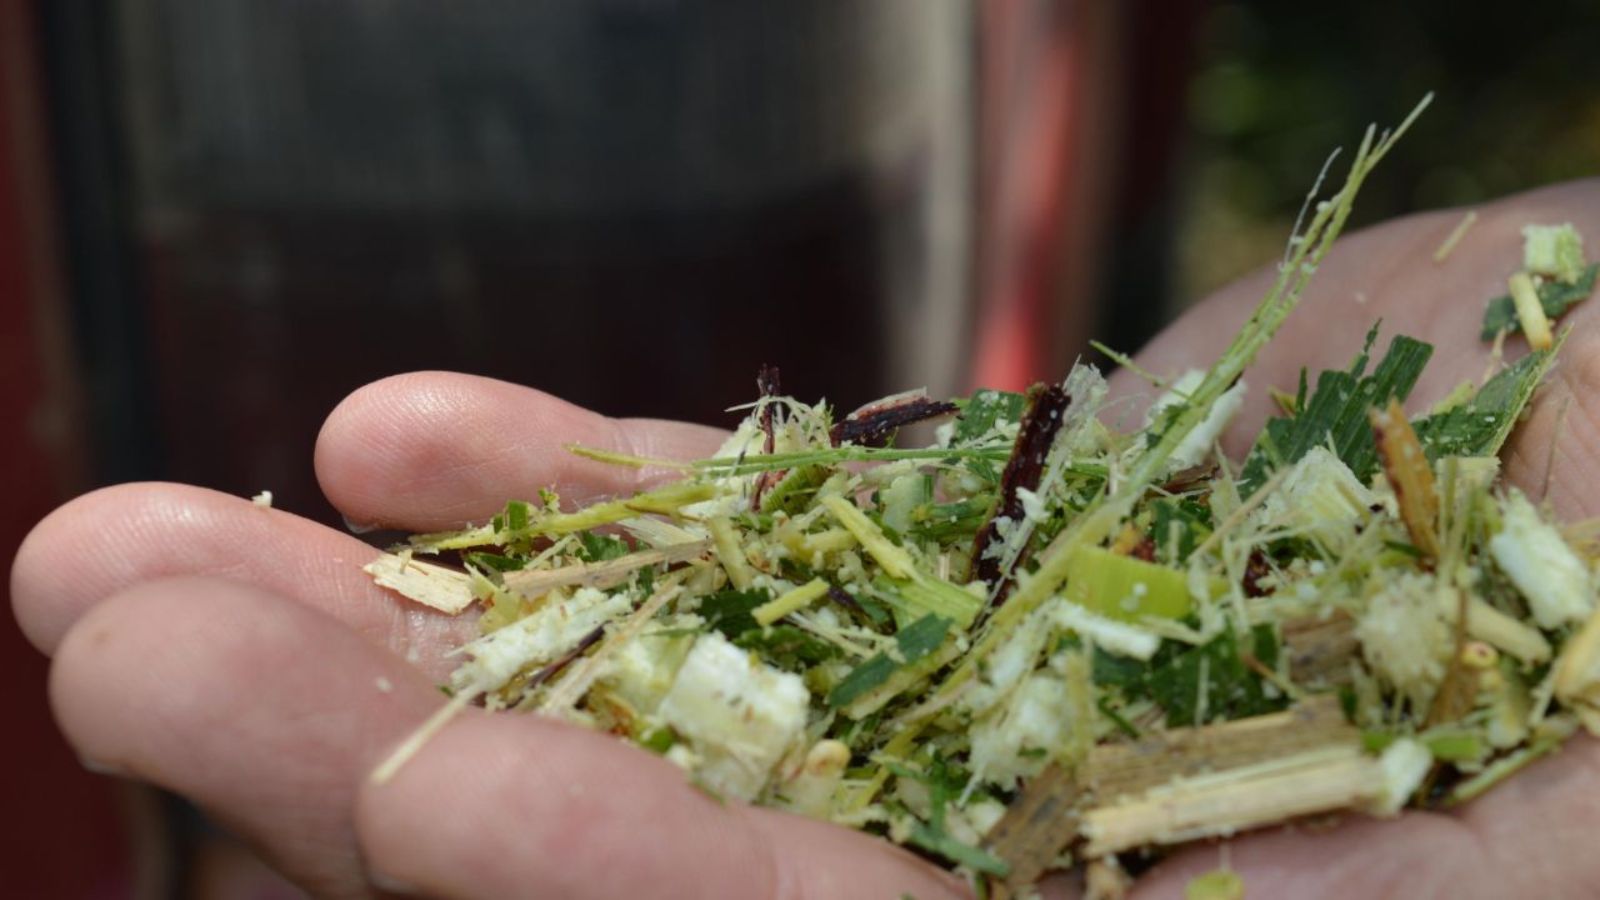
[343,515,381,535]
[80,757,129,777]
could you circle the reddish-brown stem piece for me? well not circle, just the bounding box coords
[970,384,1072,601]
[829,393,958,448]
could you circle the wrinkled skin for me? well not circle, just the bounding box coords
[12,179,1600,898]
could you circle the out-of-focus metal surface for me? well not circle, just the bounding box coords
[99,1,973,517]
[122,2,949,219]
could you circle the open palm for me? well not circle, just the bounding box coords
[13,178,1600,898]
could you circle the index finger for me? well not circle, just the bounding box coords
[315,372,729,533]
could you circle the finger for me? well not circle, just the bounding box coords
[1130,736,1600,898]
[51,576,966,900]
[356,714,967,900]
[11,482,471,669]
[1128,813,1484,898]
[315,372,729,532]
[49,576,443,896]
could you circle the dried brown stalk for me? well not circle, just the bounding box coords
[987,699,1362,881]
[1281,611,1360,686]
[1085,695,1356,804]
[522,625,606,693]
[970,384,1072,596]
[829,391,957,447]
[1159,462,1220,495]
[1426,590,1477,728]
[984,763,1082,892]
[1370,398,1440,558]
[1241,548,1274,597]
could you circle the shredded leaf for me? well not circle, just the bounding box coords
[828,614,953,709]
[1239,327,1433,492]
[698,588,772,640]
[1414,340,1561,458]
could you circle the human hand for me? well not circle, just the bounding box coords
[12,178,1600,898]
[1103,177,1600,898]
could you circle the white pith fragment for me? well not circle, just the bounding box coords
[658,632,811,800]
[1258,446,1376,551]
[1522,222,1585,284]
[969,672,1072,790]
[1356,573,1452,711]
[596,618,699,716]
[451,586,631,693]
[1145,370,1248,471]
[1016,487,1049,525]
[962,603,1054,716]
[1049,599,1160,660]
[1489,489,1595,629]
[1369,737,1431,815]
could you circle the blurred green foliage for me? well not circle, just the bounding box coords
[1175,1,1600,302]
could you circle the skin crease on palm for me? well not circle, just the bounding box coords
[10,178,1600,899]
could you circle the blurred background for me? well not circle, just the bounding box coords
[3,0,1596,896]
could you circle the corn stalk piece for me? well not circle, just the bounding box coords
[1086,694,1356,804]
[366,552,475,614]
[1082,744,1379,856]
[984,763,1082,894]
[502,540,711,598]
[1281,611,1360,685]
[1556,606,1600,735]
[1079,696,1376,856]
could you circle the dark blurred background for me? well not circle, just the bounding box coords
[3,0,1596,896]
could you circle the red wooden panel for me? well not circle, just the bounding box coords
[0,0,133,895]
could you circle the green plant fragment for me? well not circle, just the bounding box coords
[828,654,898,709]
[907,823,1011,877]
[576,530,631,562]
[827,614,952,709]
[734,625,838,669]
[364,101,1600,888]
[697,588,771,640]
[896,613,955,662]
[953,389,1027,444]
[1121,624,1286,727]
[1151,497,1212,565]
[1239,327,1433,492]
[1480,263,1598,339]
[1063,545,1193,622]
[1414,340,1560,458]
[464,551,526,573]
